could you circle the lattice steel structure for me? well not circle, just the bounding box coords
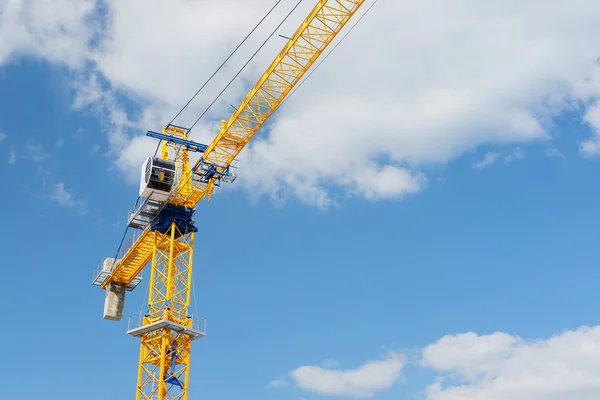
[92,1,366,399]
[133,222,197,400]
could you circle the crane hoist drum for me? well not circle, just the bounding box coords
[139,156,176,202]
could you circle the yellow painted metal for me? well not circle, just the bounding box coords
[102,227,156,289]
[163,126,199,205]
[101,126,199,289]
[98,1,366,398]
[134,125,199,400]
[135,222,195,400]
[102,0,365,289]
[169,0,366,208]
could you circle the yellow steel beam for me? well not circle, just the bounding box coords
[101,126,196,289]
[101,228,160,289]
[98,2,368,400]
[136,222,196,400]
[100,0,365,286]
[169,0,366,208]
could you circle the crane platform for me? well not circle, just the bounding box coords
[128,197,164,230]
[127,313,207,340]
[92,268,142,291]
[92,258,143,291]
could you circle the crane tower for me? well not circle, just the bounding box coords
[92,1,366,399]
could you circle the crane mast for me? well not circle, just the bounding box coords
[91,1,366,399]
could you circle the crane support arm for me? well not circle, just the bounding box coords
[169,0,365,208]
[100,227,158,289]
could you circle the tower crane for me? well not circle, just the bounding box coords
[92,1,365,399]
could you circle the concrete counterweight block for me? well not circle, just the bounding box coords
[101,257,126,321]
[104,281,126,321]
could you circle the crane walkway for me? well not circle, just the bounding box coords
[126,313,207,340]
[94,227,157,289]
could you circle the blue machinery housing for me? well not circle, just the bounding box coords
[146,129,208,153]
[151,204,198,236]
[147,128,236,188]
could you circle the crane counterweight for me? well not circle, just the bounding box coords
[101,257,126,321]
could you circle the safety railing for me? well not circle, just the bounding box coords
[127,311,207,335]
[118,228,143,260]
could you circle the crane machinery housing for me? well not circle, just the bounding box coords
[91,1,366,399]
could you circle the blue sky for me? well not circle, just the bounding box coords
[3,58,600,400]
[3,1,600,399]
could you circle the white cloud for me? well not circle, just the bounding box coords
[503,147,525,164]
[289,352,406,398]
[8,147,16,165]
[580,102,600,155]
[546,147,566,159]
[421,331,521,381]
[51,182,86,214]
[0,132,6,143]
[421,326,600,400]
[55,138,65,148]
[267,378,289,388]
[4,0,600,206]
[0,0,96,68]
[25,139,49,162]
[473,152,498,169]
[474,148,524,169]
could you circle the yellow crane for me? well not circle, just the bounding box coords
[92,1,365,399]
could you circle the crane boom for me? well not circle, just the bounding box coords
[92,1,366,399]
[169,0,366,208]
[100,0,365,289]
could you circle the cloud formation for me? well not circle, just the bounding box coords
[275,325,600,399]
[266,378,289,388]
[3,0,600,207]
[421,326,600,400]
[24,140,50,162]
[473,152,499,169]
[51,182,87,214]
[289,352,406,397]
[8,147,16,165]
[0,0,96,68]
